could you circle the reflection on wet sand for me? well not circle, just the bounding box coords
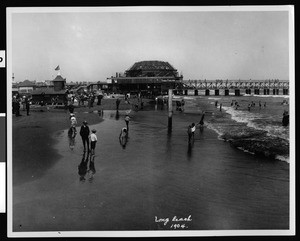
[78,152,96,182]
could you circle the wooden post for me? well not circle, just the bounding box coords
[168,89,173,133]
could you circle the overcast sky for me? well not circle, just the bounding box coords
[10,7,291,83]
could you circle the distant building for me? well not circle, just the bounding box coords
[31,74,67,104]
[112,60,183,95]
[89,60,184,96]
[17,80,36,94]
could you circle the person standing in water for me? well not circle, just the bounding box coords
[191,123,196,140]
[80,121,90,152]
[125,114,130,131]
[25,97,31,116]
[116,98,121,111]
[119,127,129,149]
[90,129,98,155]
[197,112,205,132]
[70,113,77,127]
[282,110,289,127]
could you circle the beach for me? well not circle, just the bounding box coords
[12,96,290,232]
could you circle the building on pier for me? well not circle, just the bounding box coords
[88,60,184,97]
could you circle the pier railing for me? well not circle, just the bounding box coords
[182,80,289,90]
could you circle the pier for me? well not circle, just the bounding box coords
[179,79,289,96]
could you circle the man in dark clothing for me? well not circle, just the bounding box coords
[15,99,21,116]
[80,120,90,152]
[25,97,30,116]
[116,98,121,110]
[282,110,289,127]
[97,95,103,105]
[69,103,74,113]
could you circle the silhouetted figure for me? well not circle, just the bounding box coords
[282,110,289,127]
[78,153,89,182]
[187,125,193,144]
[97,95,103,105]
[98,109,104,117]
[116,98,121,110]
[69,103,74,113]
[25,98,30,115]
[198,113,205,132]
[15,99,21,116]
[80,121,90,152]
[125,114,130,131]
[119,127,128,149]
[191,123,196,140]
[235,102,239,110]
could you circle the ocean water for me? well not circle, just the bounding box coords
[181,95,290,162]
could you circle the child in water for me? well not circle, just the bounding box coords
[191,123,196,139]
[90,129,98,155]
[119,127,129,148]
[125,114,130,131]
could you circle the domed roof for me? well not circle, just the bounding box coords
[128,60,176,71]
[125,60,178,78]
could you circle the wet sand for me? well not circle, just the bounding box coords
[12,99,289,232]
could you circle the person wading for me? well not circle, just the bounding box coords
[116,98,121,111]
[80,120,90,152]
[125,114,130,131]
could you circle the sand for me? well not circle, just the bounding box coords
[11,97,290,233]
[12,98,149,185]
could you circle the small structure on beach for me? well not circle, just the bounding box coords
[31,74,67,105]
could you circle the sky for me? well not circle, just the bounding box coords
[9,7,291,83]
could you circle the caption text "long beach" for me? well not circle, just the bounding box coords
[155,215,192,229]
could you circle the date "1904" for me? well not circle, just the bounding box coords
[170,223,188,229]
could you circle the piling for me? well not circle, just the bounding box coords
[168,89,173,133]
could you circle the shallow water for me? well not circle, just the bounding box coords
[187,95,290,162]
[13,106,289,232]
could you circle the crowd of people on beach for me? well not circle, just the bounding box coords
[214,99,289,127]
[66,95,135,153]
[12,94,31,117]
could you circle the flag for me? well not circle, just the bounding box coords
[55,65,60,71]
